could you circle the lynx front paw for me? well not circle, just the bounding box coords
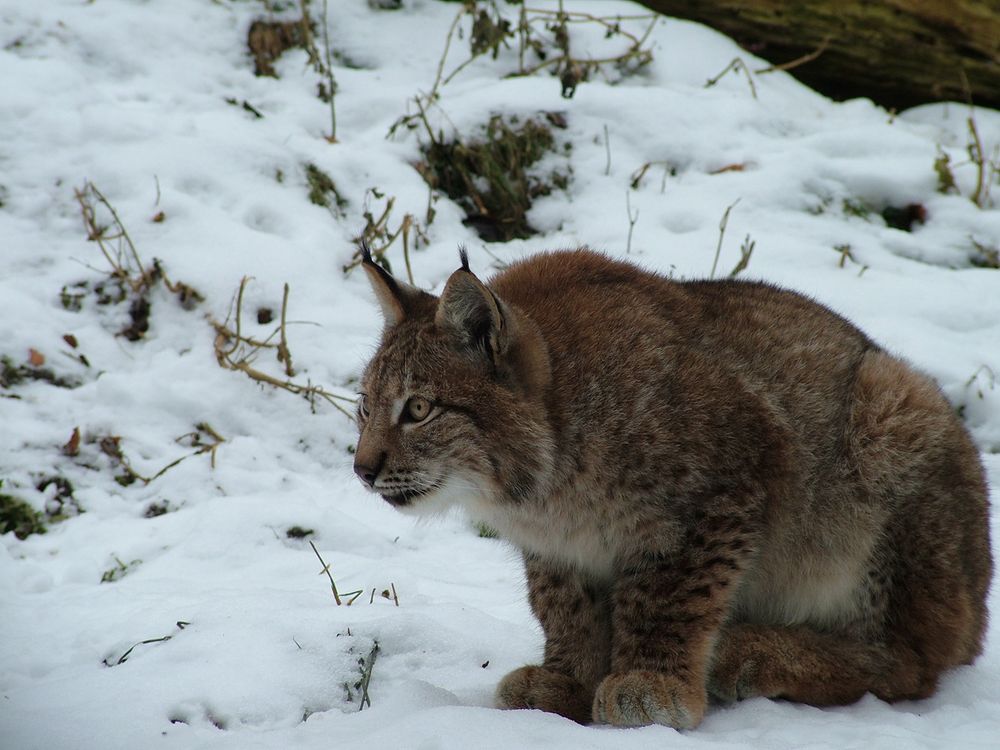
[593,670,706,729]
[495,665,592,724]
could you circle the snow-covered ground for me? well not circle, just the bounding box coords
[2,1,999,748]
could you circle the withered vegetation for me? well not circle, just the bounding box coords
[417,113,568,242]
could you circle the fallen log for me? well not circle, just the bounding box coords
[635,0,1000,111]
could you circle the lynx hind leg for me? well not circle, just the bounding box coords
[848,351,992,684]
[495,666,592,724]
[708,624,904,706]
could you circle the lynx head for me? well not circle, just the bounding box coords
[354,244,554,515]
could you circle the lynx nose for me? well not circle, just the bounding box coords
[353,452,385,488]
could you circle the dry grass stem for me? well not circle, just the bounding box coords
[965,365,997,393]
[964,115,998,208]
[358,640,380,711]
[103,621,190,667]
[729,234,756,277]
[604,124,612,176]
[319,0,337,141]
[625,189,638,254]
[309,541,363,606]
[310,540,343,605]
[710,198,741,279]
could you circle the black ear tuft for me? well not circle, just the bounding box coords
[361,238,375,265]
[359,238,397,290]
[459,245,470,272]
[358,238,435,328]
[436,267,509,366]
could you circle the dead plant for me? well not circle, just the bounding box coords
[388,1,657,140]
[342,189,427,283]
[705,57,757,99]
[629,160,678,192]
[74,181,203,341]
[82,424,225,488]
[412,114,567,243]
[212,277,355,419]
[247,0,338,140]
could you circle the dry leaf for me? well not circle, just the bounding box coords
[28,348,45,366]
[63,427,81,457]
[152,211,166,223]
[710,163,748,175]
[63,334,79,349]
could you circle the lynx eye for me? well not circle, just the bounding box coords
[357,394,370,420]
[404,396,432,423]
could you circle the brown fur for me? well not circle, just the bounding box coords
[354,248,992,729]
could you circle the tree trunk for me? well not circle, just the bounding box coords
[635,0,1000,111]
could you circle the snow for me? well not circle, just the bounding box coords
[1,0,999,748]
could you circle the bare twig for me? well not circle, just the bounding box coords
[175,422,226,470]
[343,190,427,277]
[705,57,757,100]
[75,181,154,291]
[432,8,469,93]
[277,283,295,377]
[212,277,355,419]
[710,199,740,279]
[755,36,831,75]
[96,424,224,487]
[389,3,657,137]
[76,183,205,324]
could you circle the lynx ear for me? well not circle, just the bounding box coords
[435,248,508,364]
[360,241,430,327]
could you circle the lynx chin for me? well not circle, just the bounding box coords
[353,244,992,730]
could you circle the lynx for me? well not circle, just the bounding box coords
[353,245,992,729]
